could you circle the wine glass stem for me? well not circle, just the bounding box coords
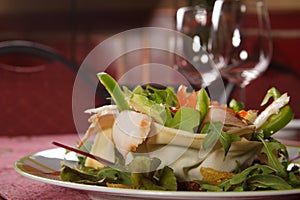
[238,85,246,107]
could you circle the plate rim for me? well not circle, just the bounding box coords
[14,147,300,199]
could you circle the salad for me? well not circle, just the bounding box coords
[60,72,300,192]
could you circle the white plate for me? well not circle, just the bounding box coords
[14,147,300,200]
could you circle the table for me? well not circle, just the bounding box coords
[1,132,300,200]
[0,134,90,200]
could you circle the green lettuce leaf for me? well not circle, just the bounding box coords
[60,165,132,186]
[128,156,177,191]
[169,106,200,133]
[132,85,178,107]
[129,93,170,125]
[196,88,210,125]
[156,166,177,191]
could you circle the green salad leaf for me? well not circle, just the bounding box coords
[246,174,292,190]
[127,156,161,174]
[219,131,241,158]
[200,122,222,150]
[169,106,200,133]
[229,99,244,112]
[229,164,276,185]
[131,166,177,191]
[288,172,300,187]
[131,85,178,108]
[129,93,171,125]
[61,156,178,191]
[196,88,210,125]
[128,156,177,191]
[97,72,130,111]
[60,165,101,184]
[136,85,178,108]
[200,121,240,158]
[156,166,178,191]
[60,165,132,186]
[195,164,293,192]
[258,135,287,177]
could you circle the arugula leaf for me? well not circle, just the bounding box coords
[199,122,223,159]
[288,172,300,187]
[247,174,292,190]
[201,122,223,150]
[229,165,276,186]
[219,132,241,158]
[194,164,294,192]
[169,106,200,133]
[258,135,287,177]
[200,122,239,159]
[198,183,224,192]
[268,137,290,168]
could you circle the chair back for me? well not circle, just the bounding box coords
[0,40,103,136]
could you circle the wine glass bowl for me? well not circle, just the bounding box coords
[175,6,219,90]
[211,0,272,92]
[175,0,272,104]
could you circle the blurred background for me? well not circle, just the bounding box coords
[0,0,299,135]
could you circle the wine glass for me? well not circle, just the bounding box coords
[175,5,220,91]
[209,0,273,105]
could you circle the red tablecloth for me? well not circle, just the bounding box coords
[1,133,300,200]
[0,134,90,200]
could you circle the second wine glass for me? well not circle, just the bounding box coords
[210,0,273,105]
[175,5,219,90]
